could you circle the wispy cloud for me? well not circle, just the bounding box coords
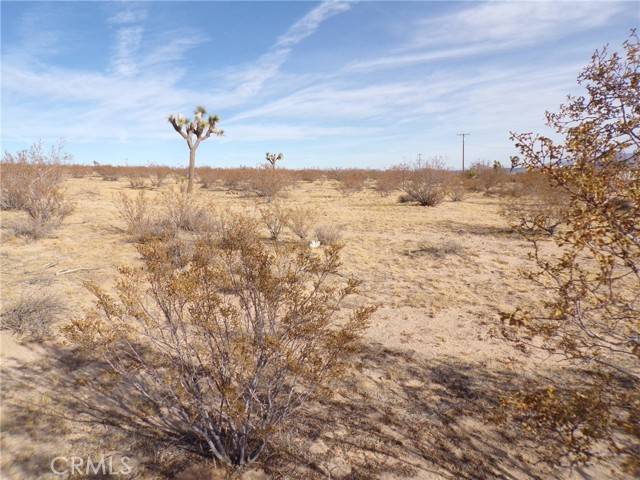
[347,1,625,72]
[225,0,352,98]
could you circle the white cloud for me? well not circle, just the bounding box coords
[348,1,626,73]
[224,0,352,98]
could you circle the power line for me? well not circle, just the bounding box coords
[457,133,470,172]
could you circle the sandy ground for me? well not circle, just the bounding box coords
[0,176,626,479]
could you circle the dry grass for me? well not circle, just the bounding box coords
[1,293,65,341]
[314,223,343,246]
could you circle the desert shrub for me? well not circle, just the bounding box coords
[1,293,65,340]
[296,168,324,183]
[1,142,67,210]
[287,206,315,240]
[116,192,172,242]
[198,167,218,189]
[127,175,146,189]
[251,165,292,200]
[447,180,466,202]
[314,224,343,246]
[400,158,449,206]
[63,217,373,466]
[501,173,567,235]
[94,163,120,181]
[259,202,289,240]
[334,169,368,195]
[149,165,170,188]
[1,142,73,238]
[64,164,93,178]
[467,160,508,194]
[500,32,639,472]
[374,168,403,196]
[160,188,209,232]
[414,239,464,258]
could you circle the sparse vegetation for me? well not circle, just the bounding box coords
[1,293,65,340]
[314,224,343,246]
[1,142,73,238]
[501,32,639,472]
[259,201,289,240]
[64,216,373,466]
[287,206,315,240]
[400,158,449,206]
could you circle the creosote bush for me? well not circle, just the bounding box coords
[399,158,449,207]
[1,142,74,238]
[287,206,315,240]
[500,32,639,473]
[64,215,374,466]
[251,165,292,200]
[259,202,289,240]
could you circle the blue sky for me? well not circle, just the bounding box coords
[1,1,638,169]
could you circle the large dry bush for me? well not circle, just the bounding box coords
[117,191,171,242]
[64,216,373,466]
[1,142,73,238]
[500,32,639,472]
[374,167,404,196]
[117,189,210,242]
[93,163,120,181]
[466,160,508,194]
[399,158,449,206]
[333,169,368,195]
[160,188,209,232]
[501,171,568,235]
[259,202,289,240]
[251,165,292,200]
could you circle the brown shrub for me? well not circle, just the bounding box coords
[94,163,120,181]
[314,224,343,246]
[373,168,403,196]
[500,32,639,471]
[127,176,146,189]
[1,293,65,341]
[400,158,449,206]
[287,206,315,240]
[1,142,73,238]
[467,160,508,193]
[501,173,567,235]
[447,179,466,202]
[64,216,373,466]
[251,165,293,200]
[160,188,210,232]
[149,165,171,188]
[116,191,171,242]
[334,169,368,195]
[259,202,289,240]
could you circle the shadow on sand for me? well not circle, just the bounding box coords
[0,342,616,479]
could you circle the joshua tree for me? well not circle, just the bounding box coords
[265,152,283,169]
[168,106,223,193]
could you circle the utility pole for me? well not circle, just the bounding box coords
[457,133,470,172]
[417,153,423,163]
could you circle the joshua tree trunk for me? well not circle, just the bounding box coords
[187,146,197,193]
[168,107,223,193]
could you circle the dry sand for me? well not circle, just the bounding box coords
[0,176,625,479]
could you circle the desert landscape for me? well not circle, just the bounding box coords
[1,1,638,479]
[0,161,635,479]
